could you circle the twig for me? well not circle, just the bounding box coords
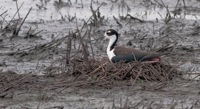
[160,0,166,7]
[13,7,32,36]
[89,62,109,76]
[113,16,122,27]
[33,30,43,36]
[81,2,105,29]
[87,26,95,59]
[175,0,180,10]
[0,74,32,95]
[11,2,24,22]
[132,67,142,86]
[126,14,144,22]
[75,21,89,62]
[66,31,72,64]
[182,0,186,8]
[125,14,144,25]
[165,6,172,24]
[0,10,7,16]
[15,0,21,19]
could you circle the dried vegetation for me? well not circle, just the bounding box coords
[2,0,200,109]
[0,0,184,99]
[0,58,180,98]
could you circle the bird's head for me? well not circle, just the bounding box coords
[104,29,118,40]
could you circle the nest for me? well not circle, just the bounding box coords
[70,58,179,88]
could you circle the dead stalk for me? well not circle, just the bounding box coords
[182,0,186,8]
[11,2,24,22]
[66,31,72,65]
[0,10,8,16]
[13,7,32,37]
[87,26,95,59]
[113,16,122,27]
[15,0,21,19]
[75,21,89,62]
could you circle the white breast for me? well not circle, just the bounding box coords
[107,48,116,61]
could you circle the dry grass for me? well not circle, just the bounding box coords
[0,57,180,98]
[0,0,182,101]
[70,58,179,88]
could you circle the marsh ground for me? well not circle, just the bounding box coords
[0,0,200,108]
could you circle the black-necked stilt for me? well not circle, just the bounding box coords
[104,29,166,63]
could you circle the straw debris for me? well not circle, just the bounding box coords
[0,58,179,97]
[70,58,179,88]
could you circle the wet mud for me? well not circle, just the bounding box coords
[0,0,200,108]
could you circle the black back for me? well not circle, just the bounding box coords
[111,53,161,63]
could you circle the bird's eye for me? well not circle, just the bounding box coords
[106,31,112,36]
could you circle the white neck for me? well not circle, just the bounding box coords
[106,36,117,60]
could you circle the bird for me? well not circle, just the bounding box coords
[104,29,167,63]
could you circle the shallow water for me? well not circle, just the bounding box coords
[1,0,200,22]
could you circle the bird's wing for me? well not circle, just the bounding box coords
[113,46,164,61]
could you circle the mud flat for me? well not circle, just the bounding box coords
[0,0,200,109]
